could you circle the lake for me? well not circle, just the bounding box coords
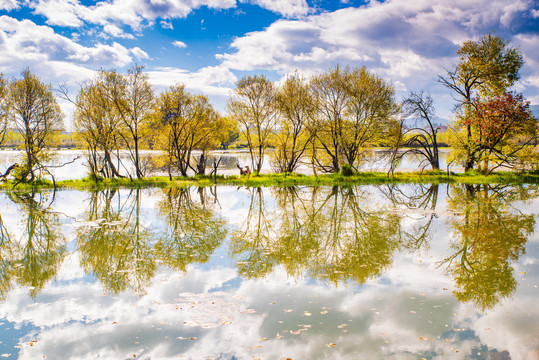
[0,183,537,359]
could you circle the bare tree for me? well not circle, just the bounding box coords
[394,91,441,171]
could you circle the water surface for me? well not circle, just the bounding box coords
[0,184,538,359]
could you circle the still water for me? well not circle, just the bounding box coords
[0,149,453,180]
[0,184,538,359]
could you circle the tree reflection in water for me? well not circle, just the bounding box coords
[0,183,536,312]
[154,186,227,272]
[0,191,66,299]
[76,189,156,295]
[442,183,536,311]
[380,183,440,252]
[76,187,227,294]
[230,186,402,284]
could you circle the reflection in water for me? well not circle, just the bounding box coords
[231,186,402,284]
[154,187,227,272]
[380,183,439,251]
[76,187,227,294]
[0,184,538,359]
[76,189,156,295]
[0,184,535,309]
[0,192,66,299]
[442,184,536,311]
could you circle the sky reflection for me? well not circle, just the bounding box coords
[0,184,538,359]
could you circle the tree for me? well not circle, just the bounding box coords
[70,70,125,179]
[462,92,537,172]
[271,72,315,173]
[220,116,240,150]
[0,74,9,147]
[393,91,441,170]
[191,100,227,176]
[228,75,277,173]
[341,66,399,169]
[153,84,222,177]
[108,65,154,179]
[8,69,63,182]
[310,66,398,172]
[309,66,348,172]
[438,33,526,171]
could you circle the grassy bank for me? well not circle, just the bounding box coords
[2,170,539,191]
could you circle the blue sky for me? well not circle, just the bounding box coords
[0,0,538,124]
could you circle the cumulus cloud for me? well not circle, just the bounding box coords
[0,0,20,11]
[172,40,187,48]
[32,0,238,34]
[216,0,539,111]
[0,15,149,93]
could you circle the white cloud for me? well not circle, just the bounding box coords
[160,19,173,29]
[0,16,138,83]
[244,0,310,18]
[32,0,238,35]
[217,0,539,113]
[172,40,187,48]
[103,24,135,39]
[130,46,150,60]
[148,65,236,96]
[0,0,20,11]
[32,0,84,27]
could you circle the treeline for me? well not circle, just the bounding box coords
[0,32,537,184]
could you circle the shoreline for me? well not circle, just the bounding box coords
[2,170,539,191]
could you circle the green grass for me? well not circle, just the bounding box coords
[2,170,539,191]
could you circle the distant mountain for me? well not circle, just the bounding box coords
[530,105,539,120]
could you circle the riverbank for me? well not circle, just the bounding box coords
[2,170,539,191]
